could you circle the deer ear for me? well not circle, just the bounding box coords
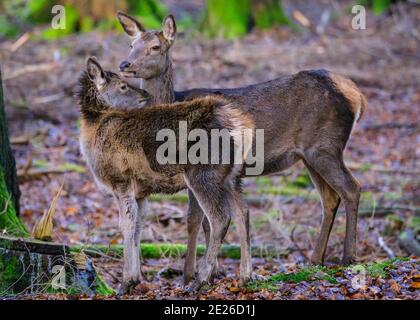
[86,57,106,87]
[117,11,145,38]
[162,14,176,43]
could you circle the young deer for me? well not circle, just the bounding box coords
[117,13,367,285]
[78,57,255,293]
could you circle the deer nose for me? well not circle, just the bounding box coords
[119,61,131,71]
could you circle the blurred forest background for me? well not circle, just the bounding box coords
[0,0,419,299]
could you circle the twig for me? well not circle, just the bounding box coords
[32,93,66,105]
[10,32,30,52]
[17,168,77,182]
[378,236,395,259]
[3,63,59,81]
[338,206,420,217]
[10,135,30,145]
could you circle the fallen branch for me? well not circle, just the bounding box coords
[71,243,289,260]
[32,93,66,105]
[17,165,85,182]
[332,205,420,219]
[10,135,30,145]
[3,63,59,81]
[0,235,114,295]
[10,32,30,52]
[17,168,69,182]
[361,122,419,131]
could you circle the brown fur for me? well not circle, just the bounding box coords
[118,14,368,289]
[78,69,256,292]
[330,73,366,122]
[79,94,250,197]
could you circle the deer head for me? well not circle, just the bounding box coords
[86,57,151,108]
[117,12,176,80]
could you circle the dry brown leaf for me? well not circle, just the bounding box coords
[32,183,63,241]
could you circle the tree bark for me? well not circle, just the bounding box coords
[0,235,114,295]
[71,242,290,259]
[0,67,21,216]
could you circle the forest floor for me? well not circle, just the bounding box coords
[0,2,419,299]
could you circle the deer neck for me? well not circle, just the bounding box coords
[142,60,174,104]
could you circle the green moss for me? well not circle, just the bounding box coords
[257,185,316,198]
[382,191,403,201]
[359,162,372,172]
[33,159,48,168]
[0,254,19,282]
[289,171,312,189]
[141,243,190,259]
[0,169,29,237]
[149,192,189,204]
[362,258,409,278]
[93,268,115,295]
[271,266,338,284]
[255,176,273,187]
[256,170,315,198]
[71,243,284,260]
[0,251,25,294]
[247,281,277,292]
[248,258,410,291]
[57,162,86,173]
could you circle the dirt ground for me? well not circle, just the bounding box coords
[0,1,419,299]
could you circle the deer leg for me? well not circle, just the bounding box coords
[135,197,147,278]
[229,184,252,284]
[184,189,204,284]
[305,150,361,265]
[185,171,231,290]
[202,210,228,280]
[114,188,142,294]
[304,163,341,265]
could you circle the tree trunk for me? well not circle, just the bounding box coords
[0,235,114,295]
[0,68,21,217]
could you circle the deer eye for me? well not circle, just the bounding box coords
[151,45,160,51]
[120,85,128,92]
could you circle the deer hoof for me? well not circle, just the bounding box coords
[186,279,211,294]
[117,280,139,297]
[183,272,197,286]
[210,267,226,280]
[239,272,266,286]
[341,256,356,266]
